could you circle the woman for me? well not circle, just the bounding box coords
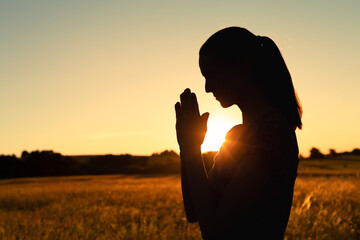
[175,27,302,239]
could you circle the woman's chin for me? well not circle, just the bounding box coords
[219,100,233,108]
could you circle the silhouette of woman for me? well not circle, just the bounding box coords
[175,27,302,239]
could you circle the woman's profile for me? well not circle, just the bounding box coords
[175,27,302,239]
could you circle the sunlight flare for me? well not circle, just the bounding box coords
[201,116,234,153]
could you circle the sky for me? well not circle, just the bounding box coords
[0,0,359,157]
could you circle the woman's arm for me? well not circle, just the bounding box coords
[180,153,198,222]
[175,89,211,223]
[175,89,218,235]
[180,146,219,237]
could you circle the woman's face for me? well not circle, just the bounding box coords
[199,53,254,108]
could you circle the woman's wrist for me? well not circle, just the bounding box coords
[180,144,202,159]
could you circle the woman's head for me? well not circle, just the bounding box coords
[199,26,302,130]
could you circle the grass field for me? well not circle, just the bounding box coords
[0,164,359,239]
[298,156,360,175]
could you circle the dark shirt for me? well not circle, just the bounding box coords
[207,113,299,239]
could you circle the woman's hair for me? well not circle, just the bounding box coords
[199,27,303,130]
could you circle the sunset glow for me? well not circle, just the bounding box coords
[0,1,359,157]
[201,116,234,153]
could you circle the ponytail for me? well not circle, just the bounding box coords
[255,36,302,129]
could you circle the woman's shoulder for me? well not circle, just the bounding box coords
[225,124,244,141]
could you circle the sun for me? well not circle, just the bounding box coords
[201,116,234,153]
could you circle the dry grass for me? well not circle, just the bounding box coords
[285,176,359,240]
[0,174,359,240]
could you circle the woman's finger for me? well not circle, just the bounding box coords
[180,88,192,115]
[175,102,182,120]
[191,93,200,116]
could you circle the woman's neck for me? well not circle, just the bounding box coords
[238,94,275,127]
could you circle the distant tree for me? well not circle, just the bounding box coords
[22,150,80,177]
[329,148,337,157]
[147,150,180,174]
[309,147,324,159]
[0,154,22,179]
[298,154,305,160]
[151,150,179,159]
[21,150,29,161]
[351,148,360,155]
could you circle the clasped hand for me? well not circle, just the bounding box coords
[175,89,209,152]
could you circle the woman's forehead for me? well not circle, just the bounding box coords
[199,53,221,69]
[199,55,217,76]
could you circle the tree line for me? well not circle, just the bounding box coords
[0,150,217,179]
[302,147,360,159]
[1,147,359,179]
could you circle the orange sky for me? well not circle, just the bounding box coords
[0,1,359,157]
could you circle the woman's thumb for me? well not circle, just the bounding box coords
[201,112,210,125]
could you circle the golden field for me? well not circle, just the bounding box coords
[0,174,359,240]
